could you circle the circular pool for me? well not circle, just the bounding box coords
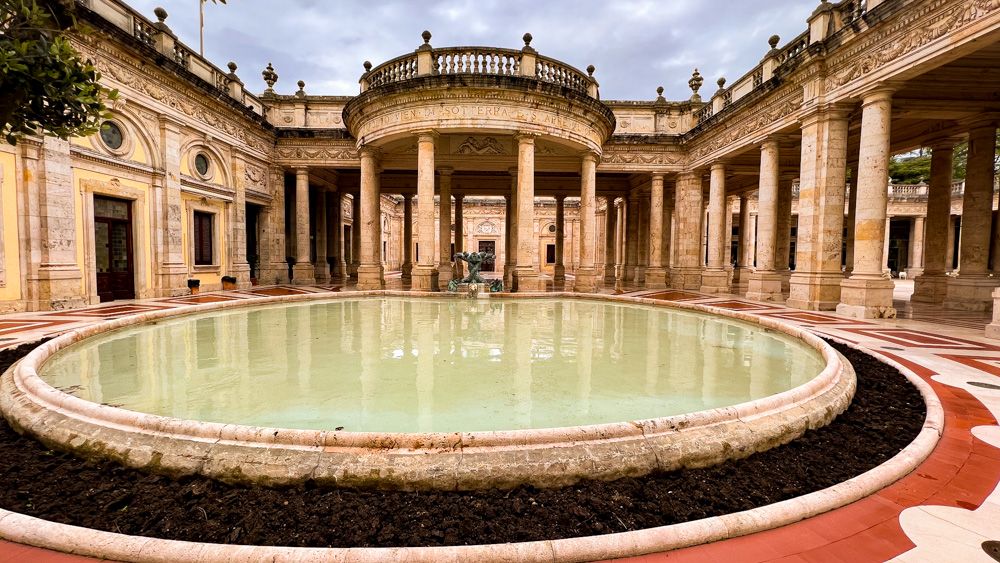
[1,292,854,490]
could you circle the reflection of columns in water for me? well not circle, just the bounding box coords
[296,305,312,389]
[416,302,436,432]
[357,300,377,424]
[514,303,534,427]
[553,301,564,358]
[644,308,659,395]
[749,331,773,399]
[575,302,594,415]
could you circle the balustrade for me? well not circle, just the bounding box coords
[434,48,521,76]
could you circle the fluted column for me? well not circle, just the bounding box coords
[670,171,704,289]
[454,194,465,279]
[314,188,329,282]
[438,167,454,285]
[401,195,413,281]
[908,216,925,277]
[734,193,753,293]
[838,89,896,318]
[603,196,617,284]
[946,124,999,310]
[575,152,599,292]
[789,108,851,310]
[701,163,729,292]
[645,173,667,288]
[412,131,439,291]
[747,139,783,301]
[554,194,567,282]
[514,133,541,291]
[624,195,639,282]
[356,147,384,290]
[292,167,315,284]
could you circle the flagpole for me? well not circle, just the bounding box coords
[199,0,205,56]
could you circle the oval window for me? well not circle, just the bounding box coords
[194,153,210,176]
[99,121,124,150]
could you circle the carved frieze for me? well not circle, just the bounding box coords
[456,136,505,155]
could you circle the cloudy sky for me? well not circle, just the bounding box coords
[124,0,814,100]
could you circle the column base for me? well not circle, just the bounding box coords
[699,268,729,293]
[291,263,316,285]
[732,267,753,295]
[27,265,87,311]
[669,267,702,290]
[836,276,896,319]
[349,262,360,280]
[554,264,566,282]
[400,262,412,281]
[778,269,792,296]
[944,276,999,311]
[746,271,785,302]
[514,267,544,292]
[411,265,439,291]
[911,273,948,303]
[644,267,668,289]
[634,265,647,285]
[438,262,454,285]
[623,266,636,283]
[604,265,617,285]
[985,288,1000,340]
[573,268,599,293]
[356,265,385,291]
[786,271,843,311]
[905,267,924,278]
[314,262,330,283]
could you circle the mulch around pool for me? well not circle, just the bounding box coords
[0,340,925,547]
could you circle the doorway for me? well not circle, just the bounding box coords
[94,196,135,302]
[478,240,496,272]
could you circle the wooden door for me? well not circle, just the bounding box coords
[94,196,135,302]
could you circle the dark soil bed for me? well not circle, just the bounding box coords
[0,339,925,548]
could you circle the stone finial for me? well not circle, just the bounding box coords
[295,80,306,97]
[717,76,726,90]
[227,61,237,73]
[261,62,278,93]
[363,60,372,73]
[522,32,536,53]
[154,7,167,22]
[422,30,432,44]
[812,0,833,15]
[656,85,666,102]
[688,68,704,101]
[768,34,781,49]
[586,65,595,77]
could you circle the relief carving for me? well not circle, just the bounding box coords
[456,136,505,155]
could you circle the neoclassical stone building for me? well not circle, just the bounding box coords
[1,0,998,321]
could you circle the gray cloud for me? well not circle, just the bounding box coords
[123,0,813,100]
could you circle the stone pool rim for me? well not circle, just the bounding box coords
[2,291,852,492]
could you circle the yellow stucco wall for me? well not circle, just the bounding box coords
[0,152,22,303]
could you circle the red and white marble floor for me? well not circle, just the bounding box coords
[1,282,998,562]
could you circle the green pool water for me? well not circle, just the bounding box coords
[38,297,825,433]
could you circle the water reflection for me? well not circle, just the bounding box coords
[39,298,825,433]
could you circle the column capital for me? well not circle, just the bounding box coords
[415,129,439,142]
[508,166,519,176]
[859,85,899,106]
[968,122,999,138]
[438,166,454,176]
[927,136,963,151]
[580,150,600,164]
[554,193,567,202]
[760,136,781,151]
[514,131,539,143]
[650,172,666,182]
[709,161,726,173]
[359,145,382,160]
[295,166,309,176]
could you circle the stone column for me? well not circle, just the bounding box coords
[724,196,735,275]
[845,169,858,275]
[257,166,287,285]
[775,175,794,295]
[350,192,361,279]
[624,195,639,282]
[747,139,784,302]
[401,195,413,281]
[314,188,329,282]
[734,193,753,294]
[575,152,600,292]
[616,200,626,281]
[837,90,896,318]
[645,173,668,288]
[454,194,465,279]
[701,163,729,292]
[438,167,454,285]
[505,168,519,288]
[882,217,892,273]
[554,194,567,282]
[356,147,384,290]
[946,215,957,272]
[670,171,704,289]
[513,134,541,291]
[787,108,849,311]
[662,189,674,286]
[908,216,925,278]
[228,156,251,288]
[291,167,315,284]
[635,197,649,284]
[604,196,617,284]
[412,132,439,291]
[331,190,346,282]
[152,118,189,295]
[946,125,999,310]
